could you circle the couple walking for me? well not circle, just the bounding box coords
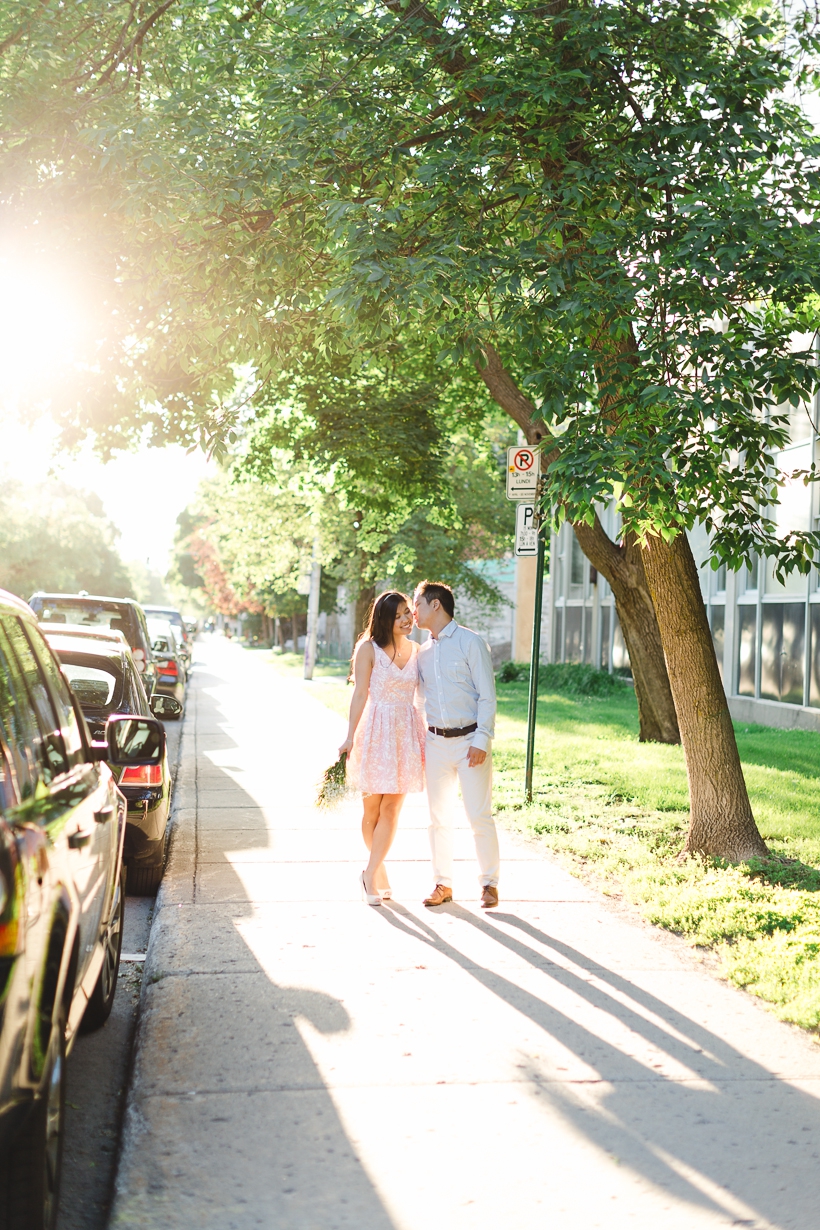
[338,580,500,909]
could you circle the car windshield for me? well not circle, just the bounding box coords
[35,600,133,641]
[57,653,125,714]
[146,607,183,627]
[148,620,178,652]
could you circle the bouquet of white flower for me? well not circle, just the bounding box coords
[316,752,348,808]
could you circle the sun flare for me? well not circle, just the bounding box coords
[0,254,86,406]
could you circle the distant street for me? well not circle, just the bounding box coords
[55,717,184,1230]
[107,638,820,1230]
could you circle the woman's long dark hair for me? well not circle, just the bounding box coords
[361,590,410,654]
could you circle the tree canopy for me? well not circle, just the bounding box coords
[0,480,133,600]
[3,0,820,571]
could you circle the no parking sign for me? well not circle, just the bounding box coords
[506,445,539,499]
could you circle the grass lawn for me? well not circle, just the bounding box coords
[492,678,820,1033]
[258,646,820,1032]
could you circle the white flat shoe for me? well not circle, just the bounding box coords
[361,872,382,906]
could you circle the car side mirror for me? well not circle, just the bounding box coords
[150,695,183,718]
[103,715,166,766]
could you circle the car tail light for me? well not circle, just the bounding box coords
[120,764,162,786]
[157,660,178,677]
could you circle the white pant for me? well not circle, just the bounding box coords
[424,732,499,887]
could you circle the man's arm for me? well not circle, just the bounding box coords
[466,632,496,753]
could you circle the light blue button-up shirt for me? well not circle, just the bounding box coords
[417,620,496,752]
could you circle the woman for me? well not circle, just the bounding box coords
[339,591,425,905]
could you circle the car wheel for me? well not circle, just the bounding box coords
[127,861,163,896]
[81,864,125,1033]
[0,1005,66,1230]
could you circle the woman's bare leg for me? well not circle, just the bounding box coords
[365,794,405,893]
[361,795,383,894]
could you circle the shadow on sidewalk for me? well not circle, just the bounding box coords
[375,899,818,1229]
[117,644,397,1229]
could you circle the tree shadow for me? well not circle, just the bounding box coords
[735,724,820,781]
[741,853,820,892]
[116,642,397,1229]
[375,899,820,1229]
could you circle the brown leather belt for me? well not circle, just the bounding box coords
[427,723,478,738]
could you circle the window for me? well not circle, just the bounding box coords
[0,618,67,781]
[810,607,820,709]
[760,603,805,705]
[33,599,136,649]
[747,557,759,592]
[785,403,815,447]
[62,665,117,707]
[0,634,38,800]
[570,533,585,587]
[564,607,583,663]
[713,563,727,594]
[737,607,757,697]
[552,607,564,662]
[0,737,17,813]
[600,607,611,671]
[25,625,85,767]
[612,615,630,674]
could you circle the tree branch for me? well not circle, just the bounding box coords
[474,343,551,445]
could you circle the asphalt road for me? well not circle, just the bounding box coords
[55,714,183,1230]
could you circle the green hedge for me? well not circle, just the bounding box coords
[496,660,629,697]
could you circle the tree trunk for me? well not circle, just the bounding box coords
[354,585,375,644]
[640,532,767,860]
[475,344,679,744]
[572,518,680,744]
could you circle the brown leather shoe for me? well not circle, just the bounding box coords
[480,885,499,909]
[423,884,453,907]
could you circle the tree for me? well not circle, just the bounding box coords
[0,480,133,599]
[0,0,679,743]
[5,0,820,856]
[174,404,516,638]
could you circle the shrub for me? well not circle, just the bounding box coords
[496,660,629,697]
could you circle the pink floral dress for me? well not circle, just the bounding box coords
[347,642,426,794]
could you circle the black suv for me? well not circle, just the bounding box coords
[0,590,168,1230]
[28,594,158,699]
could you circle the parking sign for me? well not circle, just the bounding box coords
[506,445,539,500]
[514,504,538,557]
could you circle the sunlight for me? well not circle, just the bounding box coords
[0,253,86,406]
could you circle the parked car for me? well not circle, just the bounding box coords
[143,605,191,666]
[0,588,167,1230]
[28,594,158,698]
[146,618,186,711]
[43,633,180,897]
[36,622,129,649]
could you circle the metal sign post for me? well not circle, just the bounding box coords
[506,449,544,802]
[524,510,545,803]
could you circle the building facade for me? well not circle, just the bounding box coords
[546,404,820,731]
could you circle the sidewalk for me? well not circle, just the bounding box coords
[112,638,820,1230]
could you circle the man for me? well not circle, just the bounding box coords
[413,580,500,909]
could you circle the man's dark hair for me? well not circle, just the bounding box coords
[416,580,455,618]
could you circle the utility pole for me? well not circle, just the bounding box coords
[303,536,321,680]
